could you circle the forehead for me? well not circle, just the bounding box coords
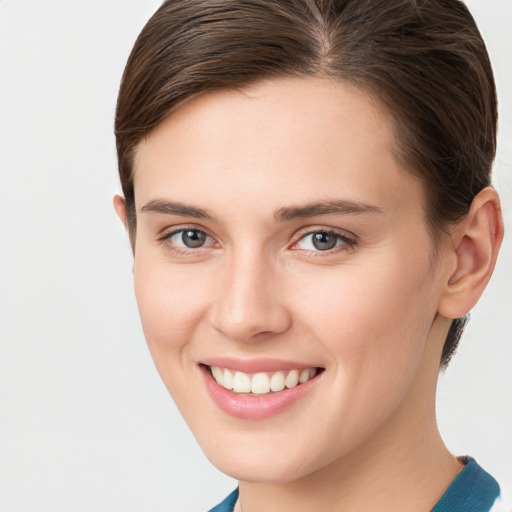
[133,77,426,224]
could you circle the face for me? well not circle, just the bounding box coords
[129,78,450,483]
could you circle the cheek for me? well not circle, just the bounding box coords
[295,256,434,342]
[279,256,438,460]
[291,250,437,397]
[133,257,209,370]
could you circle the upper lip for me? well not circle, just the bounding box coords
[200,356,323,374]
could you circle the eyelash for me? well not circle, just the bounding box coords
[157,227,217,256]
[292,229,357,256]
[157,226,357,257]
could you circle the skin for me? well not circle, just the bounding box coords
[114,77,503,512]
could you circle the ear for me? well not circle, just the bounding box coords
[113,194,128,228]
[438,187,504,319]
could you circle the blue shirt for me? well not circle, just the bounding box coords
[208,458,500,512]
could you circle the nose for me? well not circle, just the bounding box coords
[208,249,292,342]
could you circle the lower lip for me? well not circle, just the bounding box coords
[200,366,321,420]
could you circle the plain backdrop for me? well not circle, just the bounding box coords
[0,1,510,511]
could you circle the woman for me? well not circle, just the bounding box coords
[113,1,505,510]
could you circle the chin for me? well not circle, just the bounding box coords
[210,455,312,484]
[195,428,333,484]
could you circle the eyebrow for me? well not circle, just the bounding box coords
[274,199,382,221]
[140,199,215,220]
[140,198,382,222]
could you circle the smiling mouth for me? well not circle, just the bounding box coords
[204,364,323,395]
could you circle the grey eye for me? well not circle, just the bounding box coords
[167,229,212,249]
[311,232,338,250]
[181,229,207,248]
[296,231,349,252]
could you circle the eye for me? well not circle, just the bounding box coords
[295,230,354,252]
[162,228,214,250]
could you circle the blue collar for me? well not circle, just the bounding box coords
[431,458,500,512]
[208,488,238,512]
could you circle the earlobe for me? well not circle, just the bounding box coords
[113,194,128,228]
[438,187,504,319]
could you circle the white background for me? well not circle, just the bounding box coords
[0,1,510,511]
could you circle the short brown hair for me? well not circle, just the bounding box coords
[115,0,497,367]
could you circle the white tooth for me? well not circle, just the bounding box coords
[251,373,270,394]
[270,371,285,392]
[309,368,317,379]
[223,369,234,390]
[299,368,310,383]
[285,369,299,389]
[211,366,224,385]
[233,371,251,393]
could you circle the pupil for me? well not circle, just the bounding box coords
[182,230,206,248]
[312,232,337,250]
